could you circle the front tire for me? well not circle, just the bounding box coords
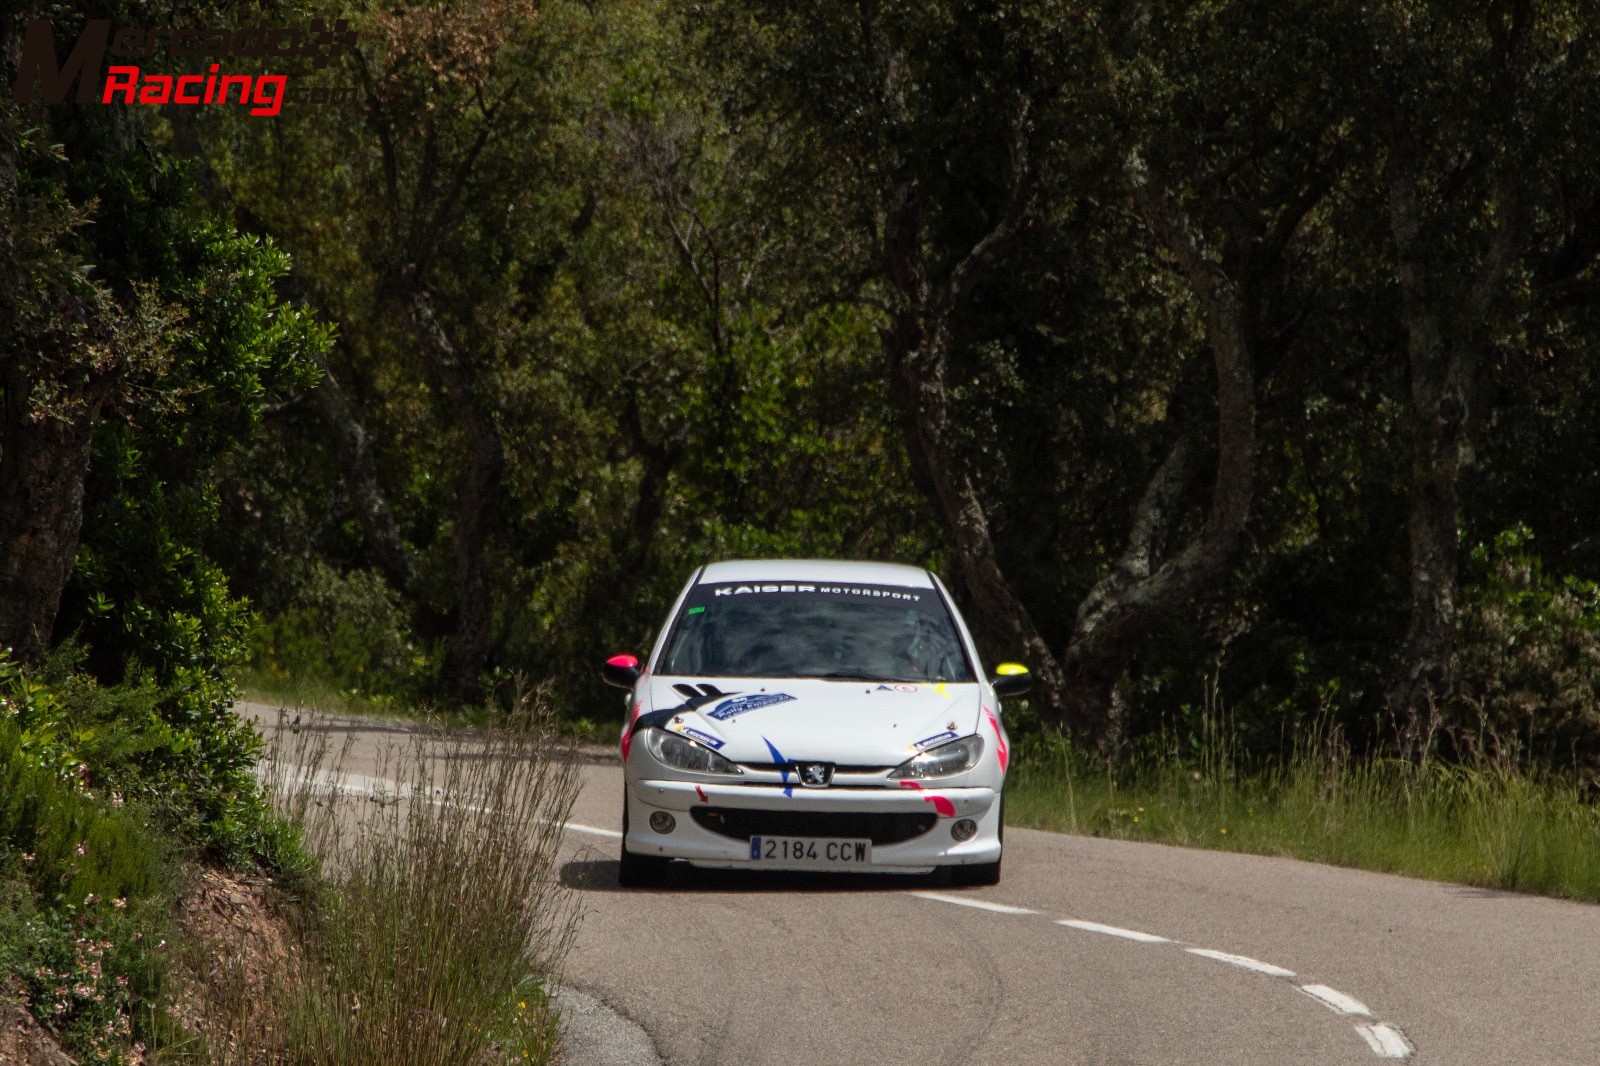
[950,858,1001,886]
[949,795,1002,886]
[618,846,672,888]
[618,788,672,888]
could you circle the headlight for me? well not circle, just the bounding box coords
[888,734,984,779]
[643,728,743,776]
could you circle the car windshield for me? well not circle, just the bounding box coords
[659,580,975,682]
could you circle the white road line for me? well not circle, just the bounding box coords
[1355,1023,1414,1059]
[1299,984,1373,1017]
[1185,948,1296,978]
[268,759,1418,1059]
[909,891,1037,915]
[1057,919,1170,943]
[569,823,624,839]
[264,766,621,836]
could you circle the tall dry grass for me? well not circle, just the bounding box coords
[192,692,580,1065]
[1007,713,1600,902]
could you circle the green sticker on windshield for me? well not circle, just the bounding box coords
[687,606,705,615]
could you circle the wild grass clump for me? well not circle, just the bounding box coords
[198,691,581,1065]
[1007,715,1600,902]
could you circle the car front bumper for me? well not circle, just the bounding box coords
[625,778,1003,873]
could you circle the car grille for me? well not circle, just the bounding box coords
[690,806,937,846]
[737,761,894,774]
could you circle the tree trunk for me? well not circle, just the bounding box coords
[0,365,104,661]
[877,174,1073,725]
[1057,153,1260,748]
[309,347,415,594]
[404,286,505,703]
[884,316,1072,723]
[1384,167,1517,758]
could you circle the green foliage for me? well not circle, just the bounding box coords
[0,714,165,911]
[1454,527,1600,772]
[0,699,173,1065]
[0,882,170,1066]
[2,646,281,870]
[249,562,432,705]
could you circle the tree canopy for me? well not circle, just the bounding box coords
[6,0,1600,770]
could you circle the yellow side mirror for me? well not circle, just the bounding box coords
[992,662,1032,697]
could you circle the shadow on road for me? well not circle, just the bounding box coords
[560,857,951,894]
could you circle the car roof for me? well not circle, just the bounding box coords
[696,559,936,588]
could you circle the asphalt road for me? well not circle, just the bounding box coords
[245,703,1600,1065]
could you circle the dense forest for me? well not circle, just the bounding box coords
[6,0,1600,774]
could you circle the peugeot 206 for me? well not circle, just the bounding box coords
[603,559,1032,887]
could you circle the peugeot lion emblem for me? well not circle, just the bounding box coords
[798,762,834,788]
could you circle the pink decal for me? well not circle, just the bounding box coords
[620,702,643,761]
[898,780,956,817]
[695,785,709,803]
[984,707,1009,772]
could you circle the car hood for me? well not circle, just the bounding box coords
[641,675,983,766]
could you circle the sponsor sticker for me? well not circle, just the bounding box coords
[670,724,727,750]
[708,693,796,720]
[706,582,924,602]
[912,730,959,750]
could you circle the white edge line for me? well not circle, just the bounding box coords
[1057,919,1170,943]
[909,891,1037,915]
[262,767,624,837]
[568,822,624,839]
[1185,947,1296,978]
[1299,984,1373,1017]
[1355,1023,1413,1059]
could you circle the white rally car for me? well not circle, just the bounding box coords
[603,559,1031,887]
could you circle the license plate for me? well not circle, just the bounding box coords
[748,836,873,866]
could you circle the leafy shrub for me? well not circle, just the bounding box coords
[0,710,172,1065]
[250,562,431,705]
[4,648,268,866]
[1453,527,1600,774]
[0,715,165,910]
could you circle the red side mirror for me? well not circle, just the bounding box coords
[602,653,642,689]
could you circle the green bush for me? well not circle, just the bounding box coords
[249,562,432,707]
[4,648,268,867]
[1453,526,1600,774]
[0,710,173,1065]
[0,716,165,910]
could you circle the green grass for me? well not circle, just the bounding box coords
[1007,730,1600,901]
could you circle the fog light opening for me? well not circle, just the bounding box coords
[649,811,677,834]
[951,818,978,842]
